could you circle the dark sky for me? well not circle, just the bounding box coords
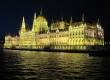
[0,0,110,38]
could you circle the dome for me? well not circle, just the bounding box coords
[36,15,47,22]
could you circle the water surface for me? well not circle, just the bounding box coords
[0,50,110,80]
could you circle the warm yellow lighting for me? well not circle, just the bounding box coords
[4,10,104,50]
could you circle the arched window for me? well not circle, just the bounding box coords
[82,39,83,42]
[76,31,77,35]
[82,30,84,35]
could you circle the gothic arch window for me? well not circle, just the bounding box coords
[73,31,74,35]
[82,30,84,35]
[94,33,96,36]
[76,31,77,35]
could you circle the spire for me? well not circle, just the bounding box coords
[61,13,63,21]
[23,17,25,23]
[52,15,54,23]
[97,18,99,24]
[97,18,102,29]
[82,14,85,22]
[34,12,36,19]
[40,6,43,15]
[70,16,72,25]
[32,13,36,32]
[21,16,26,28]
[21,16,26,33]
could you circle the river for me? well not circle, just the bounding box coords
[0,50,110,80]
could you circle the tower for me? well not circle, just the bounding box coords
[32,12,37,32]
[97,18,101,29]
[40,7,43,15]
[61,13,63,21]
[20,17,26,34]
[34,12,36,19]
[97,18,100,25]
[52,15,54,23]
[70,16,72,25]
[82,14,85,23]
[35,7,48,33]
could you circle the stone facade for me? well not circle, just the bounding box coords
[4,10,104,50]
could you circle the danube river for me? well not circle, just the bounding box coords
[0,50,110,80]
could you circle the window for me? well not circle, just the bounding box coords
[82,30,84,35]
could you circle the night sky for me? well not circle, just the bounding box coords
[0,0,110,38]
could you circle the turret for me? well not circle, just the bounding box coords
[97,18,101,29]
[82,14,85,23]
[52,15,54,23]
[32,12,37,32]
[70,16,72,25]
[61,13,63,21]
[20,17,26,34]
[40,7,43,15]
[34,12,36,19]
[97,18,100,25]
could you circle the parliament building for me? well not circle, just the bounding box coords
[4,9,104,50]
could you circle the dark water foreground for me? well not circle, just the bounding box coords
[0,50,110,80]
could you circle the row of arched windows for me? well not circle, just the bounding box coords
[70,30,84,35]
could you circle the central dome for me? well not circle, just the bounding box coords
[36,15,47,22]
[36,9,47,22]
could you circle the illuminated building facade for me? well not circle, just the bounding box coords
[4,9,104,50]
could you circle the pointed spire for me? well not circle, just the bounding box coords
[34,12,36,19]
[70,16,72,25]
[82,14,85,22]
[52,15,54,23]
[61,13,63,21]
[21,16,26,33]
[96,18,102,29]
[97,18,99,24]
[40,6,43,15]
[23,16,25,22]
[22,16,25,26]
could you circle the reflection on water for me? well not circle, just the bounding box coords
[0,50,110,80]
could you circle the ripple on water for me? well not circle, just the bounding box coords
[1,51,110,80]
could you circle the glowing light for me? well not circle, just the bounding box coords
[4,9,104,50]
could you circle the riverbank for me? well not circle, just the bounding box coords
[2,48,110,53]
